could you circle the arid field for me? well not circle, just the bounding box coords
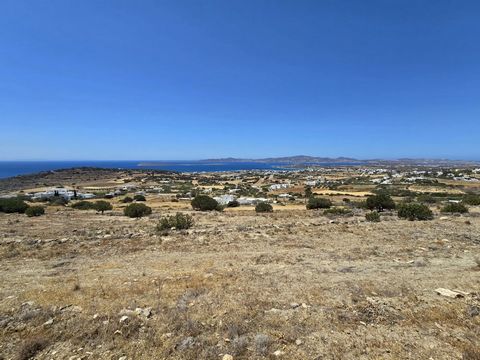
[1,201,479,359]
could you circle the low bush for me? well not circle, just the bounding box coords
[18,336,49,360]
[397,203,433,221]
[365,211,381,222]
[122,196,133,203]
[255,202,273,213]
[227,200,240,207]
[306,197,332,210]
[323,207,352,216]
[124,203,152,218]
[93,200,113,214]
[0,198,29,213]
[191,195,219,211]
[49,197,69,206]
[441,202,468,214]
[25,205,45,217]
[366,193,395,211]
[134,194,146,201]
[157,212,194,233]
[351,200,368,209]
[417,194,437,204]
[71,201,94,210]
[462,194,480,206]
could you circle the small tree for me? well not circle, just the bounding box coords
[25,206,45,217]
[191,195,219,211]
[134,194,146,201]
[366,194,395,212]
[397,203,433,221]
[0,198,29,213]
[306,197,332,210]
[93,200,113,214]
[122,196,133,203]
[441,202,468,214]
[365,211,381,222]
[304,185,313,199]
[255,202,273,213]
[124,203,152,218]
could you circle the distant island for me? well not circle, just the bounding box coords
[196,155,480,166]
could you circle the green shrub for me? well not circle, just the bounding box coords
[134,194,146,201]
[462,194,480,206]
[122,196,133,203]
[191,195,219,211]
[365,211,381,222]
[71,201,94,210]
[93,200,113,214]
[351,200,368,209]
[366,194,395,211]
[255,202,273,213]
[417,194,437,204]
[157,212,194,233]
[227,200,240,207]
[397,203,433,221]
[0,198,29,213]
[49,197,69,206]
[323,207,352,216]
[124,203,152,218]
[25,206,45,217]
[306,197,332,210]
[441,202,468,214]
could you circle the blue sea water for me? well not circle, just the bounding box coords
[0,161,285,179]
[0,161,362,179]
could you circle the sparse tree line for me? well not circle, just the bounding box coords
[0,192,477,225]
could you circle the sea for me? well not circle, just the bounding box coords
[0,160,360,179]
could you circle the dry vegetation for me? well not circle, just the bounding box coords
[1,203,479,359]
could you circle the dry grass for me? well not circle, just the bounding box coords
[0,206,479,359]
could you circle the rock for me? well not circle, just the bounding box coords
[177,336,195,350]
[295,339,303,346]
[273,350,285,357]
[435,288,469,298]
[413,258,427,267]
[222,355,234,360]
[119,315,129,323]
[467,305,480,317]
[290,302,300,309]
[439,216,449,220]
[134,307,152,318]
[118,357,127,360]
[43,318,54,326]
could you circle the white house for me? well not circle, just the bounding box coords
[213,194,236,205]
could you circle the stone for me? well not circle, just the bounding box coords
[273,350,285,357]
[222,355,234,360]
[119,315,129,323]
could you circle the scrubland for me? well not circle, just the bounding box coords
[1,203,479,359]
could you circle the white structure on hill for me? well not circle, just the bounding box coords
[213,194,236,205]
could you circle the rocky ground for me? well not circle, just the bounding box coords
[0,206,479,359]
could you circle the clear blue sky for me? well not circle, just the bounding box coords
[1,0,479,160]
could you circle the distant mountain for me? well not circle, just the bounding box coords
[200,155,480,166]
[201,155,361,164]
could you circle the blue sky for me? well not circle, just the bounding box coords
[1,0,479,160]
